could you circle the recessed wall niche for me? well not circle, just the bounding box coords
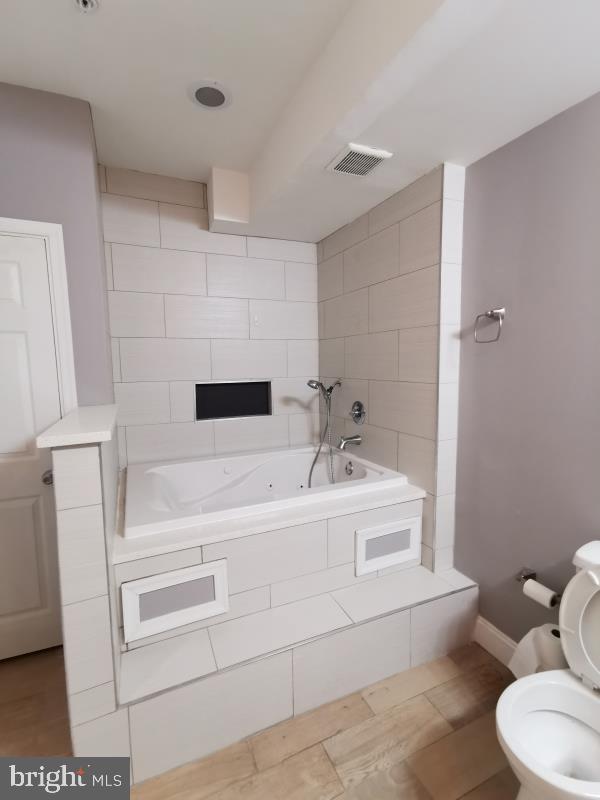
[195,381,272,421]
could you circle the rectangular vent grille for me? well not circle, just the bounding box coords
[327,144,392,177]
[121,561,229,643]
[334,151,384,176]
[355,516,421,576]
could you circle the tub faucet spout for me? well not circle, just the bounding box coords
[338,434,362,451]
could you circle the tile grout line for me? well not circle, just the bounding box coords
[321,259,440,298]
[320,741,346,796]
[291,646,295,717]
[206,626,219,671]
[157,199,162,248]
[126,706,134,780]
[322,195,442,263]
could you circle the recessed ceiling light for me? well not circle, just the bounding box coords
[191,82,232,110]
[76,0,99,12]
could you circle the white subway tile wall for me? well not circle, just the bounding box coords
[101,168,318,465]
[203,521,327,594]
[410,586,478,666]
[120,629,217,703]
[56,505,108,604]
[61,594,114,694]
[209,594,351,669]
[101,195,160,248]
[292,610,410,713]
[69,683,116,727]
[123,575,474,780]
[112,245,207,295]
[318,165,464,570]
[129,652,293,782]
[71,708,130,760]
[52,445,103,510]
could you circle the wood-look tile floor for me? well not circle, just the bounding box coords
[133,644,518,800]
[0,644,519,800]
[0,646,71,757]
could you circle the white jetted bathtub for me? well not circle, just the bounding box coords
[124,446,409,538]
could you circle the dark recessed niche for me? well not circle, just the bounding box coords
[195,382,272,421]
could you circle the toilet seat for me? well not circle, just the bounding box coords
[559,566,600,690]
[497,543,600,799]
[496,670,600,799]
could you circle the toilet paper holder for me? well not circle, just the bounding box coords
[516,567,561,606]
[516,568,537,583]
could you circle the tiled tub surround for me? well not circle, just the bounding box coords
[114,495,427,657]
[317,164,464,572]
[40,164,472,784]
[100,166,319,467]
[39,406,477,784]
[116,545,477,781]
[124,584,478,783]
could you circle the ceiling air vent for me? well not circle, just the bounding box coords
[327,143,393,177]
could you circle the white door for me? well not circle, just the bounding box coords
[0,232,64,659]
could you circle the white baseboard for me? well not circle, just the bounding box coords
[473,615,517,667]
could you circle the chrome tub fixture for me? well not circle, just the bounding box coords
[338,434,362,451]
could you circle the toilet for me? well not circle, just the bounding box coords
[496,542,600,800]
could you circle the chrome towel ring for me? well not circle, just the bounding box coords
[474,307,505,343]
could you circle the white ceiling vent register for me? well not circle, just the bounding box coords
[327,143,393,177]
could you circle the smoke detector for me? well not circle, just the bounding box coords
[327,143,393,177]
[76,0,99,12]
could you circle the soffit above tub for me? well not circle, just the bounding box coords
[2,0,600,242]
[241,0,600,241]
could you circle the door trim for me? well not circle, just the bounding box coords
[0,217,77,415]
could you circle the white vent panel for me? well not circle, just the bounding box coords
[355,516,421,575]
[121,560,229,642]
[327,143,393,177]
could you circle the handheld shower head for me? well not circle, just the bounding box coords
[306,378,341,399]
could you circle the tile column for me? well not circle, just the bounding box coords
[37,405,129,757]
[428,163,465,571]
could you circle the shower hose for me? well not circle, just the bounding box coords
[307,391,335,489]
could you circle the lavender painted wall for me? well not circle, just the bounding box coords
[0,82,113,405]
[455,91,600,641]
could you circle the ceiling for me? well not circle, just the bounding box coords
[0,0,352,178]
[2,0,600,242]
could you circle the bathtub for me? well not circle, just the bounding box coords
[123,445,410,539]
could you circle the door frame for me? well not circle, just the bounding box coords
[0,217,77,415]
